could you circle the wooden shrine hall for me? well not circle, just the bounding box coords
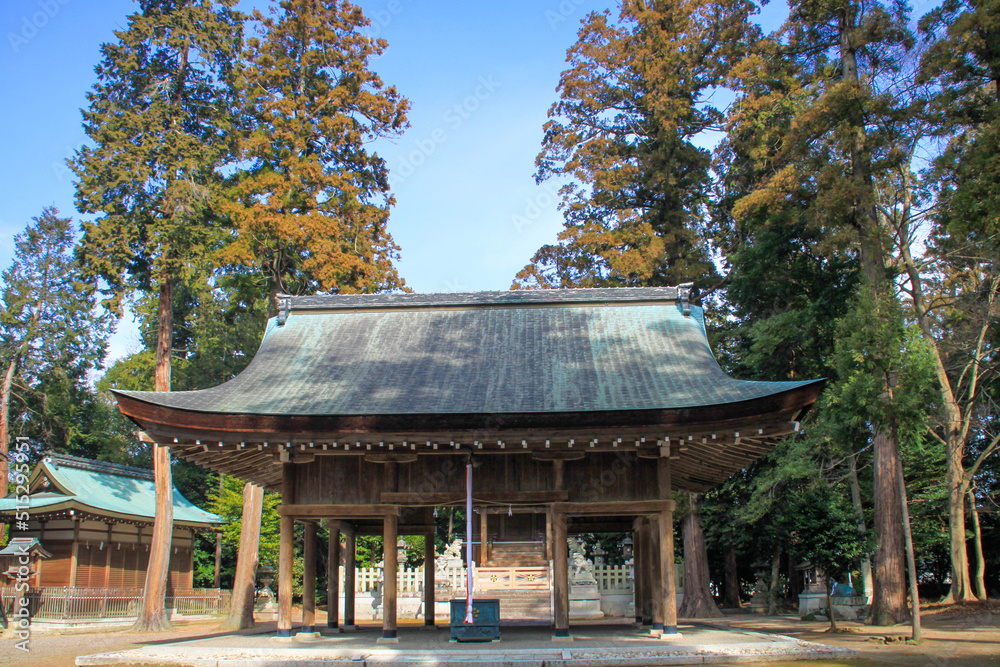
[113,287,823,641]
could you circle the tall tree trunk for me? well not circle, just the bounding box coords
[871,430,909,625]
[134,276,175,632]
[0,358,16,544]
[847,453,874,598]
[767,545,781,615]
[968,488,986,600]
[220,482,265,631]
[898,451,921,641]
[894,180,989,604]
[723,545,740,608]
[677,494,721,618]
[839,7,912,620]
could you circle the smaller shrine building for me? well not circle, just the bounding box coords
[0,453,223,589]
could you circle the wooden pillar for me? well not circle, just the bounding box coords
[380,514,398,642]
[650,516,664,632]
[641,519,654,624]
[214,532,223,588]
[552,510,570,638]
[277,462,296,637]
[632,519,643,624]
[545,509,552,561]
[344,531,356,629]
[102,523,113,587]
[479,507,488,565]
[68,517,81,587]
[327,523,340,629]
[423,532,435,626]
[658,456,678,634]
[301,522,317,633]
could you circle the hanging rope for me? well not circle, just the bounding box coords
[465,461,474,624]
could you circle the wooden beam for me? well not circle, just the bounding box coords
[381,491,568,505]
[278,504,401,518]
[552,500,675,516]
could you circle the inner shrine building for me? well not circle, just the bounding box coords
[113,287,823,641]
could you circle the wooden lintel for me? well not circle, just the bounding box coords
[530,451,586,461]
[552,500,676,516]
[364,452,418,464]
[380,490,569,504]
[279,504,401,518]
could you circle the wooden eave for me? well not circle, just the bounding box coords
[117,381,823,493]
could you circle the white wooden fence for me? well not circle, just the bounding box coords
[348,564,632,593]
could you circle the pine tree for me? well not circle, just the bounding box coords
[219,0,409,309]
[514,0,758,290]
[721,0,917,624]
[915,0,1000,602]
[70,0,244,632]
[0,208,112,542]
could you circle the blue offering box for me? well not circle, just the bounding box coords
[449,599,500,642]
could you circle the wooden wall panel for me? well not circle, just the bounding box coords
[39,541,73,586]
[293,450,664,505]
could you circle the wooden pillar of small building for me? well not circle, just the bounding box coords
[68,517,81,587]
[379,514,398,642]
[102,523,113,588]
[658,455,679,634]
[423,531,435,626]
[188,529,196,588]
[327,523,340,630]
[37,521,46,586]
[344,530,357,630]
[552,510,570,639]
[301,522,317,634]
[277,462,296,638]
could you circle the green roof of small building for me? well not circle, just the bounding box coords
[114,288,821,416]
[0,453,223,528]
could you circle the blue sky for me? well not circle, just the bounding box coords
[0,0,819,365]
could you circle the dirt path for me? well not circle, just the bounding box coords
[0,619,278,667]
[4,602,999,666]
[716,600,1000,666]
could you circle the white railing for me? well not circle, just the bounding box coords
[346,564,636,593]
[593,565,633,591]
[475,567,549,590]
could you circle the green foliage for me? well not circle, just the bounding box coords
[219,0,409,301]
[207,475,282,571]
[515,0,759,290]
[0,208,114,454]
[826,286,939,440]
[71,0,244,309]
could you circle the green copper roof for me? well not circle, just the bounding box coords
[114,288,820,416]
[0,453,223,527]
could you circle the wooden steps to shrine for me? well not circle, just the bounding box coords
[484,541,547,567]
[488,589,552,621]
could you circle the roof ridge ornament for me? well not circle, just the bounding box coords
[677,282,693,317]
[276,294,293,326]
